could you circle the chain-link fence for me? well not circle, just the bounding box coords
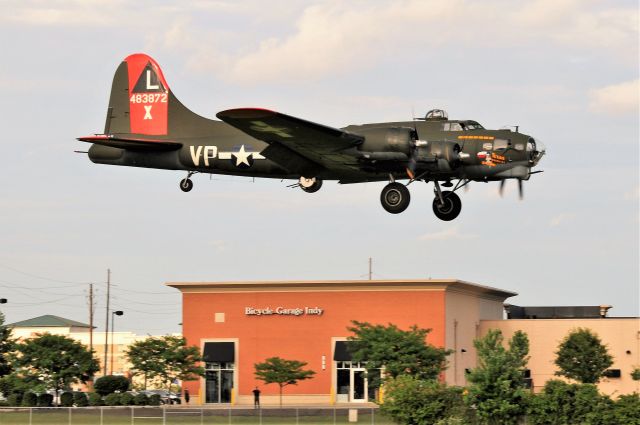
[0,406,396,425]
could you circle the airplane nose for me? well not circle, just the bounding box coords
[527,137,546,165]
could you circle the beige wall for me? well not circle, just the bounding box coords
[444,289,506,386]
[480,318,640,396]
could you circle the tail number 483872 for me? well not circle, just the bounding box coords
[130,93,167,104]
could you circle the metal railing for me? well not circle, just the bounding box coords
[0,406,395,424]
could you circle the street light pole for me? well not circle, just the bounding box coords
[110,310,123,376]
[103,269,111,376]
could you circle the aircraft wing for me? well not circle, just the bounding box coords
[216,108,364,174]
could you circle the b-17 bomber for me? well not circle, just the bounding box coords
[78,53,546,219]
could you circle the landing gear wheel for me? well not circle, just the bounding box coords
[380,182,411,214]
[180,178,193,192]
[299,177,323,193]
[432,191,461,221]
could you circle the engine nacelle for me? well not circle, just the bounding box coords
[417,141,461,167]
[358,127,415,156]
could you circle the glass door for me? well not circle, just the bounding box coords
[350,369,367,402]
[205,362,234,403]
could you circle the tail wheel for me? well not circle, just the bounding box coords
[432,191,461,221]
[380,182,411,214]
[299,177,323,193]
[180,178,193,192]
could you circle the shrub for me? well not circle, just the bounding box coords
[148,394,162,406]
[6,393,22,406]
[104,393,121,406]
[87,392,103,406]
[60,391,74,407]
[133,393,149,406]
[37,393,53,407]
[74,392,88,407]
[632,368,640,381]
[527,380,613,425]
[380,375,471,425]
[94,375,130,396]
[612,393,640,425]
[21,392,38,407]
[119,392,135,406]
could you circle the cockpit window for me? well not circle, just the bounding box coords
[465,122,484,130]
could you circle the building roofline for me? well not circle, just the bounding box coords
[8,314,92,328]
[166,279,517,299]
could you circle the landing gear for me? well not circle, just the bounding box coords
[180,178,193,192]
[432,190,461,221]
[380,182,411,214]
[299,177,323,193]
[180,172,196,192]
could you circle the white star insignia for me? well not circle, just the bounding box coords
[233,145,251,166]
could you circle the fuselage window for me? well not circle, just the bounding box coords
[449,123,463,131]
[493,139,510,150]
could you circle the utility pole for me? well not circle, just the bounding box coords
[103,269,110,376]
[89,283,94,353]
[368,257,372,280]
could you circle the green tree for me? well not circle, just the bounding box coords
[347,321,452,387]
[554,328,613,384]
[630,367,640,381]
[125,335,204,390]
[11,333,100,405]
[0,312,14,378]
[380,375,471,425]
[465,329,530,425]
[124,337,166,389]
[254,357,315,407]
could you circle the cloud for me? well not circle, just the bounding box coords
[589,79,640,115]
[549,213,576,227]
[169,0,638,84]
[419,226,478,241]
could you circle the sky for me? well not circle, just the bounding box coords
[0,0,638,335]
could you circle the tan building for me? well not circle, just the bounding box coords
[8,315,162,384]
[481,306,640,396]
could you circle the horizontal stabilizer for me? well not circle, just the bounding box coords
[77,135,182,151]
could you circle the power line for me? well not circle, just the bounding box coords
[0,263,91,285]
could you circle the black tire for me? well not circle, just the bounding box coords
[180,178,193,192]
[300,178,323,193]
[432,191,462,221]
[380,182,411,214]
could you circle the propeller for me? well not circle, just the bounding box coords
[499,179,524,200]
[405,121,422,180]
[518,179,524,200]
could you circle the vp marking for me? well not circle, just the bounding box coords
[189,145,264,168]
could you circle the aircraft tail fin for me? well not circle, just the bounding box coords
[101,53,217,140]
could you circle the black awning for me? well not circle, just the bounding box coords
[203,342,235,362]
[334,341,354,361]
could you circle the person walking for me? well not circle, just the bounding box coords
[252,386,261,408]
[184,389,190,405]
